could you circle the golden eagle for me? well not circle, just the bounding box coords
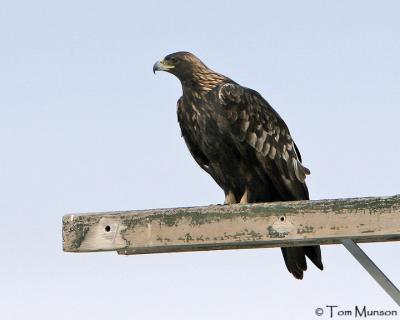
[153,51,323,279]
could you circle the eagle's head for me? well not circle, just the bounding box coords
[153,52,228,93]
[153,51,208,80]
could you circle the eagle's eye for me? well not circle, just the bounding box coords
[169,57,178,64]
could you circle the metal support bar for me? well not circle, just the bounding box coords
[341,239,400,306]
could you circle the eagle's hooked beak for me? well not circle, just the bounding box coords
[153,60,174,74]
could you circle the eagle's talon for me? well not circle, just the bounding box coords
[224,191,237,205]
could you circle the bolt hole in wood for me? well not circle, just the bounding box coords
[105,225,111,232]
[280,216,285,222]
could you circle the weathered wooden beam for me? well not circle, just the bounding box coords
[62,195,400,255]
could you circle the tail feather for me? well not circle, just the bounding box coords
[281,245,323,280]
[304,245,324,270]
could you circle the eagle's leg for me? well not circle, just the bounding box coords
[224,191,237,205]
[239,189,249,204]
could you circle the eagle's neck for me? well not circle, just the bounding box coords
[181,69,228,99]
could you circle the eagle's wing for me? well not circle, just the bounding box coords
[217,83,321,278]
[217,83,310,200]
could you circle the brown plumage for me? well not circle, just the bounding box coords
[153,51,323,279]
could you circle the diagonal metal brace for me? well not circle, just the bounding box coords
[341,239,400,306]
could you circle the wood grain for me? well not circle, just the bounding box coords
[62,195,400,255]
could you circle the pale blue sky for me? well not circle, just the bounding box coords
[1,1,399,319]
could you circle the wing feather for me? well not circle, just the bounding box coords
[217,83,310,200]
